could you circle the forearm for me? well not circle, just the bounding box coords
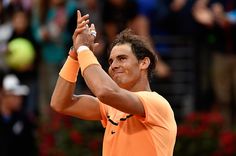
[82,64,144,115]
[50,56,80,112]
[77,48,119,98]
[83,64,119,98]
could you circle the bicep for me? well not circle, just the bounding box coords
[62,95,102,120]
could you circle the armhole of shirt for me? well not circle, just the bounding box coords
[98,100,108,128]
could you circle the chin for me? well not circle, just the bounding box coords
[117,81,131,89]
[113,77,131,89]
[114,79,125,88]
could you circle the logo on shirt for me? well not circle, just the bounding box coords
[111,130,116,135]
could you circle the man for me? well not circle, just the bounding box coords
[51,10,177,156]
[0,74,37,156]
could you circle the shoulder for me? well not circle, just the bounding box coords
[134,91,169,105]
[134,91,174,119]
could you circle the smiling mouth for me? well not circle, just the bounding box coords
[112,72,124,79]
[113,72,124,76]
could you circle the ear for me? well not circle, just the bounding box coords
[139,57,150,70]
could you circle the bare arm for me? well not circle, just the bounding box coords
[50,77,102,120]
[50,11,102,120]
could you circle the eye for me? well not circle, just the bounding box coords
[118,56,126,62]
[108,59,113,65]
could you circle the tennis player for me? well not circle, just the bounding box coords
[51,10,177,156]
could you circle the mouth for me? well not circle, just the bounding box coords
[113,72,124,76]
[112,72,124,79]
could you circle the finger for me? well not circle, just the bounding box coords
[78,14,89,23]
[89,23,97,38]
[77,19,89,28]
[89,23,96,31]
[77,10,81,27]
[72,27,86,39]
[77,14,89,26]
[77,10,81,19]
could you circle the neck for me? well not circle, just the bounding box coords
[130,82,151,92]
[128,75,151,92]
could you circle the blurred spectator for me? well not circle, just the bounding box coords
[102,0,152,47]
[32,0,77,107]
[226,9,236,23]
[135,0,171,78]
[102,0,139,44]
[193,0,236,128]
[169,0,201,35]
[0,74,37,156]
[7,8,39,117]
[136,0,169,36]
[2,0,32,12]
[0,0,13,71]
[191,0,216,110]
[0,71,3,101]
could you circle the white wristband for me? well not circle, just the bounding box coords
[77,45,90,54]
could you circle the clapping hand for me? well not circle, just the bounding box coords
[72,10,98,53]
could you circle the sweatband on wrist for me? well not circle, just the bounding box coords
[77,45,90,53]
[77,49,100,76]
[59,56,80,83]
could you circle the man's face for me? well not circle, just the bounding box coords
[108,44,141,89]
[5,94,23,112]
[12,12,28,34]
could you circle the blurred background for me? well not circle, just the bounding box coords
[0,0,236,155]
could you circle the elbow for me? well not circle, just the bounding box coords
[50,93,73,113]
[50,100,60,112]
[50,97,64,113]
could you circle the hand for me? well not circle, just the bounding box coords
[211,3,229,27]
[192,7,214,26]
[72,10,97,52]
[69,10,87,60]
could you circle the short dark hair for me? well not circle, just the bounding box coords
[109,29,158,80]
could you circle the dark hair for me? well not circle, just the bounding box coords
[109,29,158,80]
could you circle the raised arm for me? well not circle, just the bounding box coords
[50,11,101,120]
[73,15,146,117]
[51,77,101,120]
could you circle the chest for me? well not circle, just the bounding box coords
[105,111,147,137]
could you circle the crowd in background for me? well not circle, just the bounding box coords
[0,0,236,155]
